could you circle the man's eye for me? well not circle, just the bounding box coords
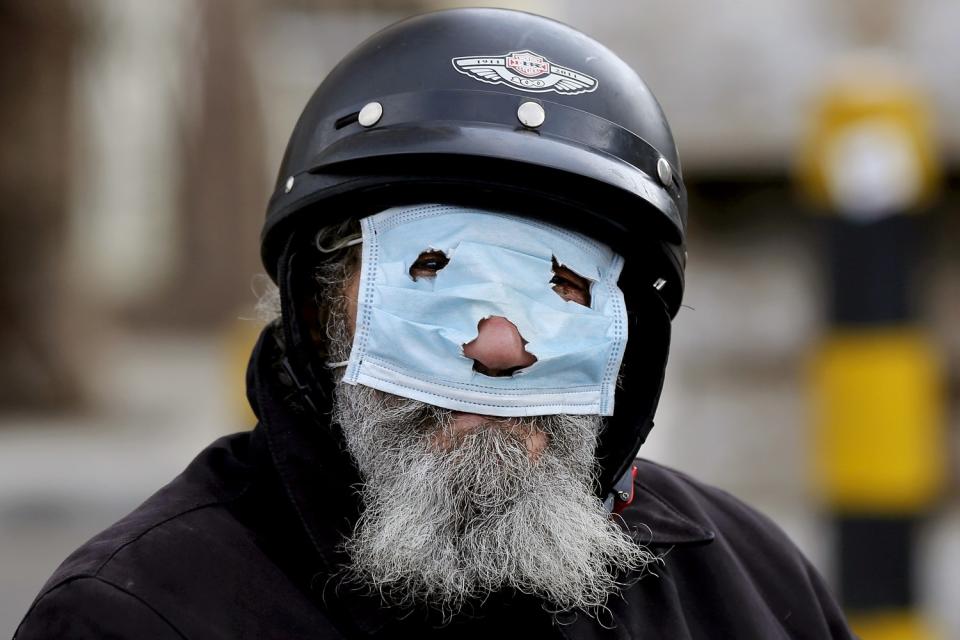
[550,257,591,306]
[409,250,450,280]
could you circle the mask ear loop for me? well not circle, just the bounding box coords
[316,233,362,253]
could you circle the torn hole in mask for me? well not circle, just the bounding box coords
[550,256,593,307]
[409,248,450,280]
[461,316,538,377]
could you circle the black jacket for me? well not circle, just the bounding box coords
[15,331,854,639]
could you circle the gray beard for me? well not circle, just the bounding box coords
[332,379,655,618]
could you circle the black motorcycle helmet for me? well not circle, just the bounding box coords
[262,7,687,503]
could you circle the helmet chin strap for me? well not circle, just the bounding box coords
[594,276,671,498]
[276,235,330,421]
[605,465,639,515]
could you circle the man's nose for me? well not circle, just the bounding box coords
[462,316,537,377]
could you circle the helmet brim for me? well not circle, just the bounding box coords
[307,121,683,238]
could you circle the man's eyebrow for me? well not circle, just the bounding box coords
[551,256,593,281]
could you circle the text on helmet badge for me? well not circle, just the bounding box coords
[452,50,598,95]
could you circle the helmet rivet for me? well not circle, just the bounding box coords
[617,491,630,502]
[284,176,295,193]
[657,157,673,186]
[517,101,545,128]
[358,101,383,127]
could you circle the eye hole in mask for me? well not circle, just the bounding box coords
[550,256,592,307]
[409,249,450,281]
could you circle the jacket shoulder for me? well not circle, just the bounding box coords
[621,458,854,639]
[631,457,799,550]
[15,576,184,639]
[16,434,254,638]
[46,434,251,582]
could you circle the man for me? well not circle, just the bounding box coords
[17,8,853,639]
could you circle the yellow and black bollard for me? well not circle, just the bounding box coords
[798,58,945,640]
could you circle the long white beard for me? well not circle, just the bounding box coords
[332,379,655,618]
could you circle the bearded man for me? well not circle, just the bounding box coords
[17,8,854,639]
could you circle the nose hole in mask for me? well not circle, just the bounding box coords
[409,249,449,281]
[462,316,538,378]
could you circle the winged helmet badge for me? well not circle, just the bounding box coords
[452,50,598,95]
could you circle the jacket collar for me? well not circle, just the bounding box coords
[621,472,715,547]
[247,327,361,572]
[248,327,397,635]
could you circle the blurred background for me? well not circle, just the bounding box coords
[1,1,958,638]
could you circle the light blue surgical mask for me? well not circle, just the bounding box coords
[338,204,628,416]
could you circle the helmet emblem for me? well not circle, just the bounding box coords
[506,51,550,77]
[452,50,598,95]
